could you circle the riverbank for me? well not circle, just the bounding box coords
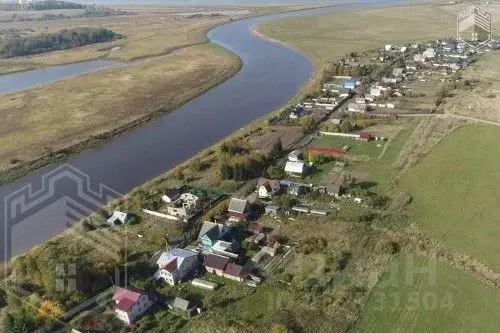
[0,44,242,185]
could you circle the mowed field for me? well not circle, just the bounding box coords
[0,43,239,171]
[259,3,500,67]
[400,124,500,270]
[353,254,500,333]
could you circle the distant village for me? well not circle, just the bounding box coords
[72,36,499,331]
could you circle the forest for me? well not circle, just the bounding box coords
[0,28,118,58]
[0,0,84,11]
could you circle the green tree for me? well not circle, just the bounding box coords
[266,165,285,179]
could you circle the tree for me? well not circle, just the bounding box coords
[266,165,285,179]
[300,116,317,134]
[269,139,284,160]
[37,300,64,321]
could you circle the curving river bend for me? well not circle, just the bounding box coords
[0,0,400,260]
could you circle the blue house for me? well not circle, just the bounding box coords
[198,221,230,250]
[342,80,356,89]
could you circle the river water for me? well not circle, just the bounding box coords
[0,0,400,261]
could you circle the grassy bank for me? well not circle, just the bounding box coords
[0,43,242,184]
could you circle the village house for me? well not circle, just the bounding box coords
[204,253,230,276]
[265,204,280,216]
[355,97,366,104]
[413,54,427,63]
[392,67,404,77]
[288,183,306,196]
[154,248,200,285]
[203,253,249,282]
[288,150,302,162]
[107,211,133,226]
[161,188,181,203]
[423,47,436,59]
[257,178,281,198]
[347,103,367,113]
[285,161,306,177]
[326,183,342,197]
[369,87,382,97]
[198,221,230,251]
[342,79,356,89]
[169,297,199,317]
[356,132,372,142]
[228,198,249,222]
[166,192,200,220]
[113,288,156,325]
[222,262,249,282]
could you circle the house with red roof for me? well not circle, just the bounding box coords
[257,178,281,198]
[203,254,249,282]
[113,288,156,325]
[153,248,199,286]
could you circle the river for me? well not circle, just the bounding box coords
[0,0,401,261]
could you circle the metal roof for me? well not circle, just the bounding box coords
[228,198,248,213]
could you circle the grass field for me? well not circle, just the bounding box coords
[347,117,422,192]
[399,124,500,270]
[444,52,500,123]
[353,254,500,333]
[0,43,239,171]
[259,3,500,68]
[311,135,382,158]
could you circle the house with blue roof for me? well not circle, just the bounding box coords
[342,79,356,90]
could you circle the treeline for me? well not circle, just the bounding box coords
[0,0,84,11]
[0,27,118,58]
[7,6,133,22]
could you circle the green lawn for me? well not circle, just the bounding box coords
[400,124,500,270]
[347,117,422,192]
[353,254,500,333]
[311,135,382,158]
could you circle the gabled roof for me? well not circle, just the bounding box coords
[326,183,341,195]
[223,263,247,279]
[285,161,305,174]
[228,198,248,214]
[113,288,144,312]
[156,248,198,271]
[204,254,230,271]
[198,221,226,242]
[173,297,191,311]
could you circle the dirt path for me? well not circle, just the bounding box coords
[393,113,500,127]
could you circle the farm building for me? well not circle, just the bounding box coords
[285,161,306,177]
[228,198,249,222]
[356,132,372,142]
[326,184,341,197]
[342,79,356,89]
[348,103,367,113]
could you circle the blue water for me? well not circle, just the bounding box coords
[0,60,123,94]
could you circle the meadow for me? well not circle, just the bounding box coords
[399,124,500,270]
[259,3,500,68]
[353,254,500,332]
